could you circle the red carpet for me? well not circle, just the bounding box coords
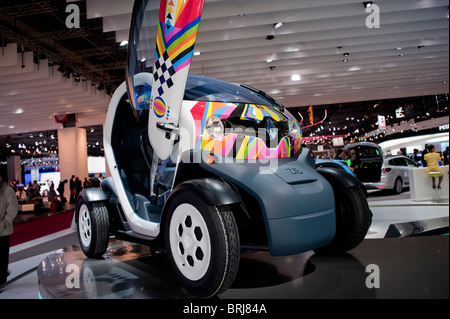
[10,211,75,247]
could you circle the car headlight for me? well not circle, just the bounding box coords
[288,119,301,138]
[205,116,225,139]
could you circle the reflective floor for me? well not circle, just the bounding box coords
[37,235,449,299]
[2,191,448,300]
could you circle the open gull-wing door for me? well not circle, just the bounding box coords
[127,0,205,161]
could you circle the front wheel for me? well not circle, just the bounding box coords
[164,192,240,298]
[316,185,372,255]
[76,198,110,258]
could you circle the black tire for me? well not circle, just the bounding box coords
[316,185,372,255]
[76,198,110,258]
[392,177,403,194]
[164,191,240,298]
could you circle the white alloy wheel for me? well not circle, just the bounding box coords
[79,204,92,247]
[169,203,212,281]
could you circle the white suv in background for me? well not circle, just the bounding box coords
[365,155,420,194]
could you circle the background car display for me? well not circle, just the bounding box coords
[365,155,421,194]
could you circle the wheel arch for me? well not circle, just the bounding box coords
[76,188,109,222]
[161,178,242,230]
[316,166,362,189]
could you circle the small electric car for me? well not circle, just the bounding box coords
[75,0,372,298]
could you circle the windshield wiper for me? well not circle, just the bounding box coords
[240,83,285,112]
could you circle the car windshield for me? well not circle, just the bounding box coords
[184,75,283,109]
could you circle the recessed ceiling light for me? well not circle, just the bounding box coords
[266,59,273,63]
[343,59,349,63]
[363,2,373,9]
[120,40,129,47]
[291,74,301,81]
[14,108,24,114]
[343,53,349,57]
[194,51,201,56]
[443,80,448,84]
[274,22,284,29]
[266,35,275,40]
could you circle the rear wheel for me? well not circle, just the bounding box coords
[164,191,240,298]
[77,198,110,258]
[316,185,372,255]
[392,177,403,194]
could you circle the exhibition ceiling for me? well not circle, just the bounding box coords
[0,0,448,155]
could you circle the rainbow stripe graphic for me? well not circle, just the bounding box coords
[156,0,203,74]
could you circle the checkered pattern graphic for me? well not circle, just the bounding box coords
[153,51,176,96]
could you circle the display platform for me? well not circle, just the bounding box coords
[37,236,448,299]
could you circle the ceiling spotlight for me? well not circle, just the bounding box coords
[120,40,129,47]
[269,66,276,71]
[343,53,350,57]
[266,35,275,40]
[363,2,373,8]
[274,22,284,29]
[418,45,425,49]
[343,59,349,63]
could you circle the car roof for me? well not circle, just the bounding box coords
[344,142,381,149]
[384,155,413,162]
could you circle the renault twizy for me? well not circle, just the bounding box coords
[76,0,372,298]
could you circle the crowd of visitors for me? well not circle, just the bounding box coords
[6,175,102,213]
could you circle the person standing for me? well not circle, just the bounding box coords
[69,175,76,204]
[0,172,19,286]
[424,144,444,190]
[57,179,68,204]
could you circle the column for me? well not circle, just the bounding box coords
[7,155,22,184]
[58,127,89,184]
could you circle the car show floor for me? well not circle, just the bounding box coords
[1,190,448,300]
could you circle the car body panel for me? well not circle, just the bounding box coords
[188,149,336,256]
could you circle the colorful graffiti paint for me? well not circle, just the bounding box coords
[149,0,205,161]
[153,0,203,96]
[190,101,302,160]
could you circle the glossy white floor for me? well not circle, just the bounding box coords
[1,189,448,299]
